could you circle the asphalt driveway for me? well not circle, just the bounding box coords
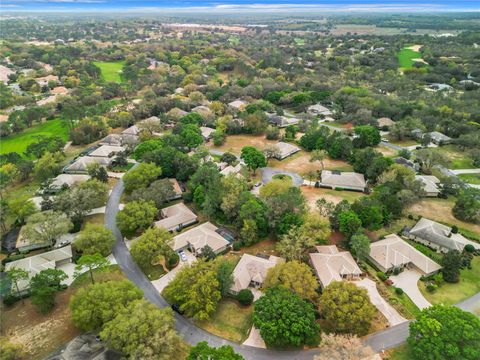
[261,167,304,186]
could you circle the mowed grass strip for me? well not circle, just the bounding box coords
[0,119,69,156]
[397,48,420,68]
[93,60,125,83]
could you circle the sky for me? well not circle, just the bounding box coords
[1,0,479,13]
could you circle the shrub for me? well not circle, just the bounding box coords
[426,284,438,293]
[377,272,388,281]
[393,267,402,275]
[166,253,179,270]
[3,294,20,306]
[2,254,25,265]
[395,287,404,295]
[232,241,242,251]
[236,289,254,306]
[464,244,475,253]
[451,225,458,234]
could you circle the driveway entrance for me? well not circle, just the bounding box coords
[390,268,431,310]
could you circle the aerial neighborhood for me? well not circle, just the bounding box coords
[0,9,479,360]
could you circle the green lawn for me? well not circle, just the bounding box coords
[0,119,69,156]
[419,257,480,306]
[196,299,253,343]
[228,36,240,45]
[397,47,421,68]
[294,38,305,46]
[458,173,480,185]
[433,145,476,169]
[386,344,413,360]
[93,60,125,83]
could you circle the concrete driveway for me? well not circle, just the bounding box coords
[354,278,407,326]
[243,326,266,349]
[391,269,431,310]
[151,250,196,293]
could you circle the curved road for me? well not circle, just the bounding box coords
[105,176,479,359]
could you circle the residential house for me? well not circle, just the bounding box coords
[171,222,231,256]
[35,74,59,87]
[229,253,284,295]
[309,245,362,288]
[166,107,188,121]
[100,134,124,147]
[267,114,300,128]
[368,234,441,276]
[169,178,183,200]
[155,203,197,232]
[228,99,247,112]
[273,142,300,160]
[47,174,90,193]
[307,104,332,117]
[394,157,420,172]
[200,126,216,141]
[64,156,112,174]
[415,175,441,197]
[5,246,73,293]
[428,131,452,145]
[220,164,242,177]
[408,218,480,253]
[376,117,395,129]
[320,170,367,192]
[192,105,213,119]
[89,145,125,158]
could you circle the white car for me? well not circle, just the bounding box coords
[179,251,187,262]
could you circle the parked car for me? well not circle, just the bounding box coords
[179,251,187,262]
[171,304,184,315]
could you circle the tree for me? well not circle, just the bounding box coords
[415,148,449,175]
[338,211,362,238]
[123,163,162,193]
[353,125,381,148]
[253,286,320,347]
[408,305,480,360]
[239,219,259,246]
[130,227,174,273]
[0,337,23,360]
[276,226,316,261]
[116,200,157,236]
[220,175,248,220]
[216,259,234,298]
[453,188,480,223]
[310,149,327,172]
[128,179,175,209]
[180,123,203,150]
[349,233,371,262]
[240,146,266,174]
[264,261,318,301]
[298,213,331,244]
[87,162,108,182]
[74,254,110,284]
[187,341,244,360]
[33,151,64,182]
[162,259,221,320]
[6,268,29,300]
[7,197,36,226]
[30,269,68,314]
[236,289,254,306]
[319,281,376,336]
[23,210,72,247]
[101,299,188,359]
[220,152,237,165]
[70,280,143,331]
[313,333,375,360]
[441,250,463,283]
[74,224,115,256]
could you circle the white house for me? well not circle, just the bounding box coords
[320,170,367,192]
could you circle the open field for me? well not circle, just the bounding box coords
[397,46,421,68]
[301,185,366,209]
[93,60,125,83]
[0,119,69,156]
[458,173,480,184]
[196,299,253,343]
[387,137,419,147]
[419,257,480,306]
[1,266,125,360]
[269,150,353,174]
[407,197,480,236]
[208,134,277,155]
[376,144,398,157]
[434,145,477,169]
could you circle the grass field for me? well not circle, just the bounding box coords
[93,60,125,83]
[0,119,69,156]
[458,173,480,185]
[294,38,305,46]
[301,186,366,209]
[196,299,253,343]
[385,344,413,360]
[397,46,421,68]
[434,145,477,169]
[419,257,480,306]
[228,36,240,45]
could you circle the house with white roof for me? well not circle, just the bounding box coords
[220,164,242,177]
[229,253,284,295]
[228,99,247,112]
[267,114,300,128]
[307,104,332,117]
[64,156,112,174]
[369,234,441,276]
[309,245,362,288]
[273,142,300,160]
[200,126,216,141]
[320,170,367,192]
[428,131,452,145]
[408,218,480,253]
[415,175,441,197]
[5,246,73,293]
[155,203,197,232]
[89,145,125,158]
[171,222,231,256]
[47,174,90,193]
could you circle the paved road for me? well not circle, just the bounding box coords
[261,167,304,187]
[450,168,480,175]
[380,141,404,151]
[105,174,480,359]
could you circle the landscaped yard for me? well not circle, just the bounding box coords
[301,186,366,208]
[93,60,125,83]
[434,145,477,169]
[419,257,480,306]
[0,119,69,156]
[1,266,125,360]
[196,299,253,343]
[458,173,480,185]
[407,197,480,238]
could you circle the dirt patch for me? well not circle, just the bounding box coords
[406,45,422,52]
[208,134,277,155]
[269,151,352,174]
[301,186,366,209]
